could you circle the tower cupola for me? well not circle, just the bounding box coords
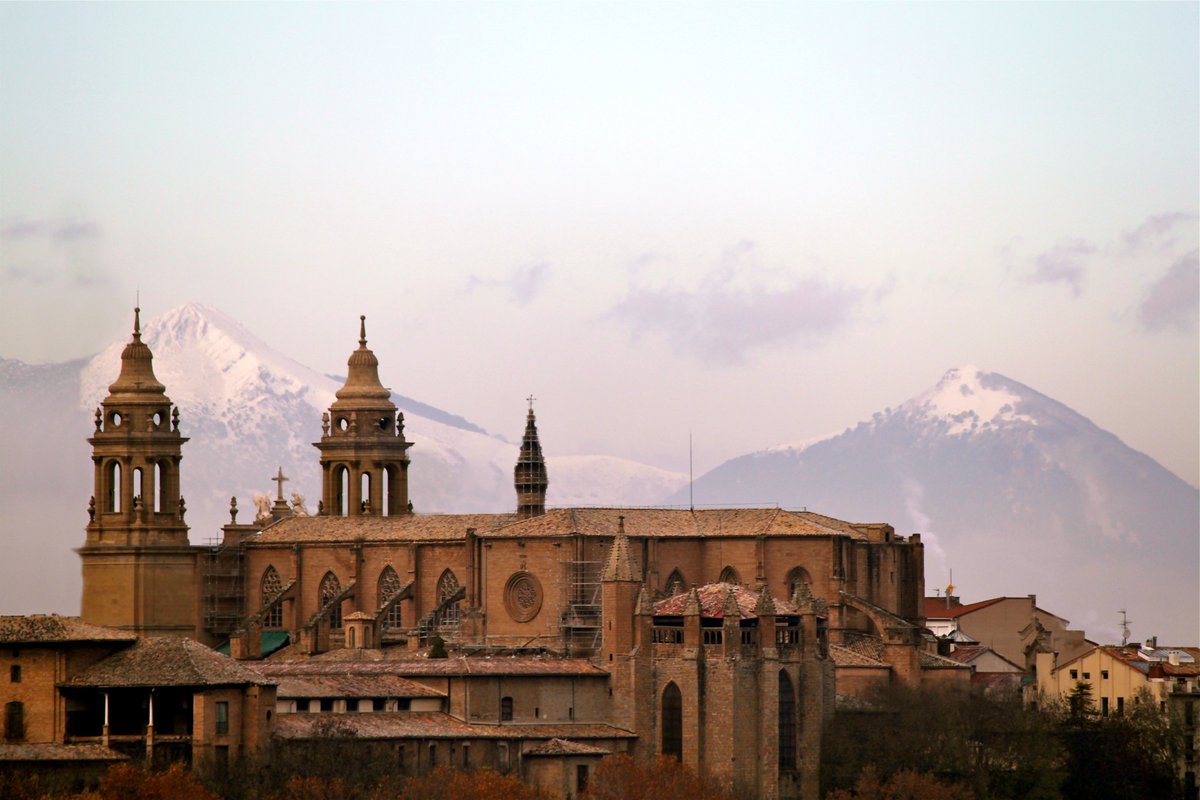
[80,306,197,637]
[514,399,549,518]
[315,316,413,516]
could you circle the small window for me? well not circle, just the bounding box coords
[320,699,334,712]
[215,701,229,735]
[1070,670,1078,680]
[500,696,513,721]
[398,698,411,711]
[296,699,310,713]
[1082,672,1090,680]
[1101,697,1109,716]
[346,699,359,712]
[569,706,575,721]
[498,743,510,771]
[462,743,470,767]
[1117,697,1125,716]
[429,744,437,765]
[1101,670,1109,679]
[577,764,589,793]
[9,666,19,683]
[4,702,24,741]
[373,698,387,712]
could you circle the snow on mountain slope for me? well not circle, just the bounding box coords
[675,366,1199,644]
[547,455,688,507]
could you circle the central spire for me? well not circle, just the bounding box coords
[514,401,549,518]
[107,306,166,399]
[335,315,392,404]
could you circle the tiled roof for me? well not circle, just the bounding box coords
[653,582,800,619]
[524,738,612,756]
[0,744,128,762]
[273,712,634,741]
[921,597,1006,620]
[257,655,608,677]
[837,636,886,663]
[0,616,136,645]
[920,650,969,669]
[256,514,515,543]
[274,674,446,699]
[66,638,274,688]
[1060,645,1200,678]
[829,644,889,668]
[482,507,869,540]
[253,507,877,544]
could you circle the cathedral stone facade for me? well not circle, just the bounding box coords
[75,311,940,799]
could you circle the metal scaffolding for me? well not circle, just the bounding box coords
[201,539,245,637]
[558,550,602,657]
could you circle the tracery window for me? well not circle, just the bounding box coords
[786,566,812,602]
[665,569,686,597]
[436,569,461,626]
[378,566,404,629]
[319,572,342,629]
[719,566,740,585]
[261,566,283,629]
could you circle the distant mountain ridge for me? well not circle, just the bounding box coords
[674,366,1199,643]
[1,303,686,616]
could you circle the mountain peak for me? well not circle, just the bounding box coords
[901,365,1037,435]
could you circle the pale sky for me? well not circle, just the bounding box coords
[2,2,1197,486]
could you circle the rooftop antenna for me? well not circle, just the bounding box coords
[1119,609,1132,646]
[688,431,694,512]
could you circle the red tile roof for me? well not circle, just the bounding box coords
[273,712,634,741]
[921,596,1006,620]
[274,674,445,699]
[258,655,608,677]
[484,507,871,540]
[0,616,137,645]
[0,744,128,762]
[524,738,612,756]
[653,582,800,619]
[66,637,274,688]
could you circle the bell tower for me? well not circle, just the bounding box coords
[79,307,199,636]
[514,399,549,518]
[315,316,413,516]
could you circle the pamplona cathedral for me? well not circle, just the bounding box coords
[5,310,965,800]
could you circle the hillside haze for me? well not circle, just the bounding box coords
[673,366,1199,644]
[0,304,686,615]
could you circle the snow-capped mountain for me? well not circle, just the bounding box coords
[1,304,686,616]
[673,366,1199,644]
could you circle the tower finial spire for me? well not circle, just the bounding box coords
[133,304,142,340]
[359,315,367,347]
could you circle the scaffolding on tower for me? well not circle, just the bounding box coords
[201,538,245,637]
[558,537,602,657]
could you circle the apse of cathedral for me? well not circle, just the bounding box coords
[76,309,944,800]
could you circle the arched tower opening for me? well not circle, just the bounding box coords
[314,316,413,517]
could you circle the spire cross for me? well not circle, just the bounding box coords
[526,394,536,411]
[271,466,289,501]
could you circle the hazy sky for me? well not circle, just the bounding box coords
[2,2,1197,486]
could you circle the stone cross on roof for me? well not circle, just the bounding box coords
[272,467,289,501]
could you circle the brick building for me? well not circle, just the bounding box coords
[70,310,954,799]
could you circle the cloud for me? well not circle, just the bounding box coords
[1137,249,1199,332]
[0,217,101,243]
[1121,212,1198,252]
[466,261,551,304]
[607,242,869,364]
[1026,239,1096,297]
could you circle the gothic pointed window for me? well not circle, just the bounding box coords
[378,566,404,629]
[778,670,797,772]
[661,683,682,761]
[719,566,740,585]
[665,569,686,597]
[262,566,283,629]
[786,567,812,602]
[319,572,343,629]
[436,569,461,626]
